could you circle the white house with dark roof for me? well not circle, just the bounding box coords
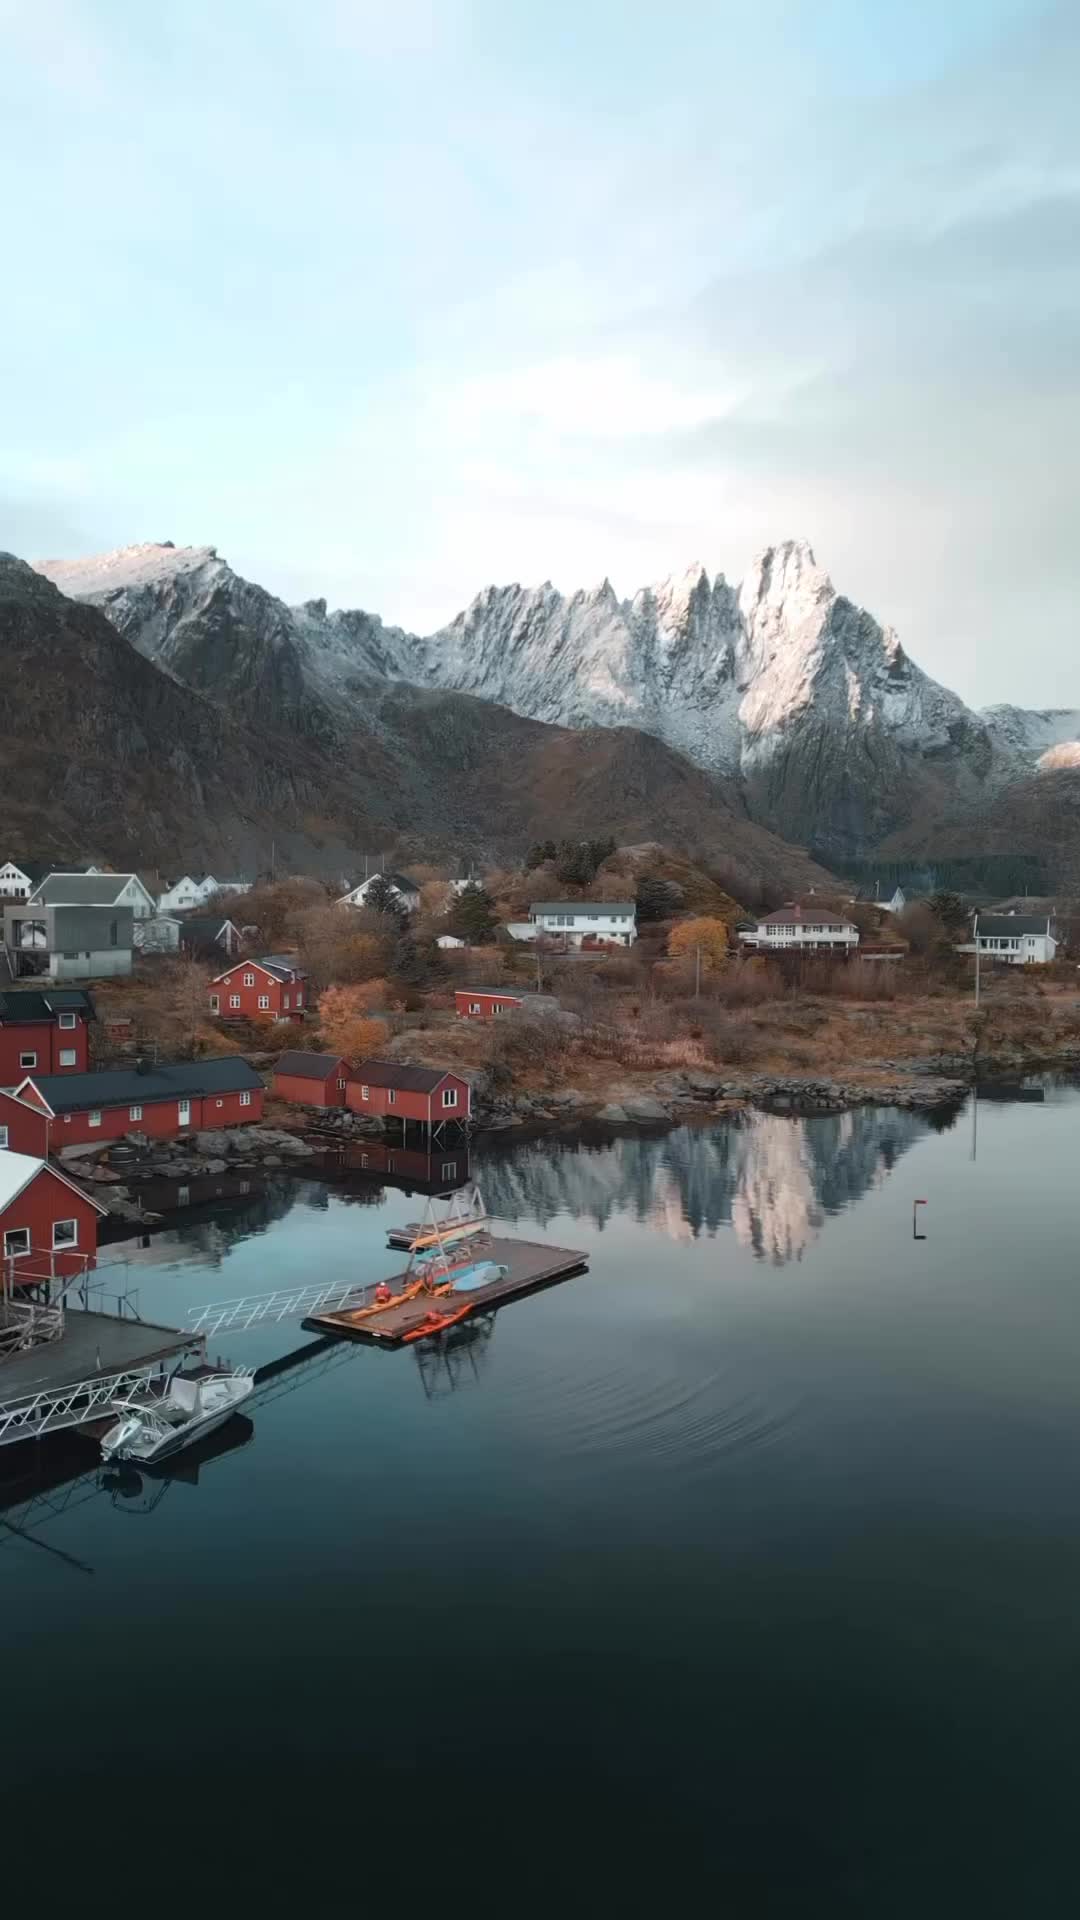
[337,871,421,912]
[157,874,251,913]
[971,912,1058,965]
[739,904,859,953]
[28,871,156,919]
[524,902,637,948]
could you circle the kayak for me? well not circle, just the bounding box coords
[442,1260,507,1293]
[408,1217,488,1253]
[401,1302,473,1344]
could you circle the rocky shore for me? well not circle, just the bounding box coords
[60,1124,325,1223]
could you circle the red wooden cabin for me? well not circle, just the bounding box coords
[345,1060,470,1128]
[455,987,525,1019]
[209,956,307,1025]
[272,1052,352,1108]
[0,988,93,1081]
[0,1151,106,1285]
[15,1058,265,1147]
[0,1087,51,1157]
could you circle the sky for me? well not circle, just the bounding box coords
[1,0,1076,706]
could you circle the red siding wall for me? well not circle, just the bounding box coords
[0,1166,101,1283]
[0,1017,89,1080]
[455,990,523,1020]
[0,1090,51,1156]
[273,1064,350,1108]
[345,1074,470,1123]
[209,965,305,1025]
[47,1086,265,1146]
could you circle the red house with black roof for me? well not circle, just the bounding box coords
[0,1150,106,1284]
[0,1087,51,1158]
[209,956,307,1025]
[0,988,93,1082]
[271,1052,352,1109]
[345,1060,470,1130]
[15,1057,265,1147]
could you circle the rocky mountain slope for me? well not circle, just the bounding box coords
[4,552,833,892]
[39,538,1072,860]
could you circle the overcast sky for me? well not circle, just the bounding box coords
[2,0,1076,706]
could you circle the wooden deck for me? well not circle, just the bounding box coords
[307,1235,588,1347]
[0,1310,200,1403]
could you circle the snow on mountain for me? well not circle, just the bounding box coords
[981,703,1080,767]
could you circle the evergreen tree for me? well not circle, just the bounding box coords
[449,882,498,943]
[363,875,408,920]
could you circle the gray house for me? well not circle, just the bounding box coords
[3,902,134,980]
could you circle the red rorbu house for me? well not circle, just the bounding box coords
[0,988,93,1082]
[13,1058,265,1148]
[0,1087,51,1157]
[345,1060,470,1135]
[0,1150,106,1285]
[271,1051,352,1109]
[455,987,560,1020]
[209,956,307,1026]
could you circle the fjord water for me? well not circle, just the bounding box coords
[4,1091,1080,1912]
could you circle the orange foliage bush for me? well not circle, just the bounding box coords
[318,985,389,1061]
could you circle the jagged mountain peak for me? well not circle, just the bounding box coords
[38,540,224,598]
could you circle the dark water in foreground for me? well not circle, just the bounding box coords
[4,1088,1080,1912]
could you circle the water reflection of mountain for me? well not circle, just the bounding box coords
[477,1109,953,1264]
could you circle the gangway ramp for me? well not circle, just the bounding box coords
[188,1277,374,1338]
[0,1311,202,1449]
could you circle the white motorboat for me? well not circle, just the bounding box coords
[99,1364,256,1464]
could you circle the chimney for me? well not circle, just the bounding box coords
[136,1054,150,1075]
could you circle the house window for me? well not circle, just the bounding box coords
[19,1051,38,1069]
[230,994,241,1009]
[52,1219,77,1250]
[387,1089,396,1105]
[295,990,303,1007]
[469,1003,481,1014]
[337,1078,346,1091]
[258,994,270,1010]
[442,1087,458,1108]
[210,994,220,1013]
[360,1085,369,1100]
[0,1126,7,1148]
[3,1228,30,1259]
[493,1004,503,1014]
[129,1105,142,1122]
[59,1049,77,1067]
[89,1110,102,1128]
[110,920,119,946]
[240,1091,252,1107]
[283,993,290,1010]
[243,972,255,987]
[223,976,232,985]
[58,1012,76,1029]
[441,1161,458,1180]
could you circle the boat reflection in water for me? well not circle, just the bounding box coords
[102,1412,255,1513]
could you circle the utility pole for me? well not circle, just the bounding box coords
[974,917,981,1009]
[536,943,542,994]
[694,945,701,999]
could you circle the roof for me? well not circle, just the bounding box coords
[0,859,53,885]
[530,901,636,916]
[0,1148,107,1215]
[757,904,856,928]
[19,1057,264,1115]
[0,989,94,1023]
[976,914,1053,938]
[28,873,146,908]
[274,1051,347,1081]
[353,1059,460,1093]
[257,954,307,980]
[178,915,240,939]
[457,985,525,1000]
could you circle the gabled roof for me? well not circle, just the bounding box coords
[354,1059,460,1093]
[17,1057,263,1116]
[976,914,1053,938]
[0,1148,107,1215]
[178,915,241,939]
[274,1051,347,1081]
[210,954,305,984]
[0,988,94,1023]
[0,859,54,885]
[456,985,525,1000]
[28,872,150,908]
[343,871,419,898]
[757,904,856,928]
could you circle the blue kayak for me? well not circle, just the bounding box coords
[448,1260,507,1293]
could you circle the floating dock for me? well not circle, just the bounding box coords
[307,1235,588,1346]
[0,1311,204,1448]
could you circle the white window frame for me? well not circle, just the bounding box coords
[387,1089,396,1105]
[58,1011,77,1029]
[58,1049,77,1067]
[19,1051,36,1070]
[441,1087,458,1108]
[52,1218,78,1250]
[283,992,290,1010]
[129,1105,142,1122]
[230,994,241,1009]
[240,1091,252,1108]
[210,994,220,1013]
[337,1078,347,1091]
[469,1002,481,1014]
[258,994,270,1010]
[0,1126,7,1149]
[88,1110,102,1128]
[360,1084,369,1100]
[441,1161,458,1180]
[243,972,256,987]
[216,1098,224,1108]
[3,1227,30,1259]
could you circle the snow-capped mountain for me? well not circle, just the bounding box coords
[35,536,1071,858]
[981,704,1080,768]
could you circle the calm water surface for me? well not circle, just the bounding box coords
[4,1089,1080,1912]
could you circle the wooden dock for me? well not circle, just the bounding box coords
[307,1235,588,1347]
[0,1310,201,1403]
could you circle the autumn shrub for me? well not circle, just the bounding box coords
[318,984,390,1060]
[709,962,784,1006]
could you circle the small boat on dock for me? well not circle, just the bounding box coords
[443,1260,508,1292]
[99,1364,255,1464]
[401,1302,474,1344]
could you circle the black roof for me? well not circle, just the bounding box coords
[256,954,307,979]
[3,859,54,885]
[0,988,94,1022]
[354,1058,458,1093]
[275,1051,346,1080]
[23,1057,263,1114]
[977,914,1053,938]
[178,915,240,938]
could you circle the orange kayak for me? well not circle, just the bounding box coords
[401,1302,473,1344]
[407,1218,487,1253]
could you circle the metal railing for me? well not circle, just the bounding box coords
[0,1363,162,1449]
[0,1298,64,1356]
[188,1276,375,1337]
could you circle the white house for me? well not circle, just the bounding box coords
[157,874,251,913]
[0,861,99,900]
[739,904,860,953]
[133,915,183,954]
[880,887,907,913]
[972,912,1058,966]
[28,872,157,919]
[337,871,421,913]
[524,902,638,948]
[436,934,466,949]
